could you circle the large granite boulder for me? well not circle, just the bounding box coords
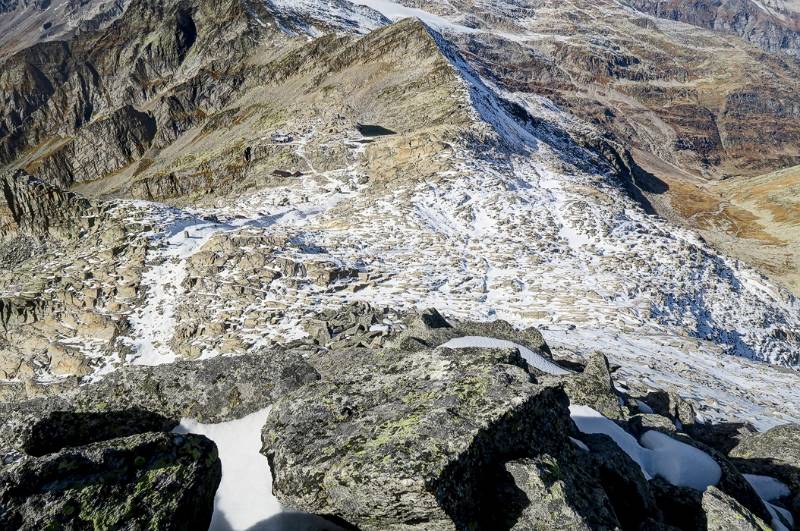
[262,345,573,530]
[0,432,221,530]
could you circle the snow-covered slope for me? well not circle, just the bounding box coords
[83,13,800,430]
[264,0,389,35]
[3,1,797,430]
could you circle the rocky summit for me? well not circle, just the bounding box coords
[1,0,800,530]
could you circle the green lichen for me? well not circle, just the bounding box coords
[454,376,489,407]
[364,413,423,451]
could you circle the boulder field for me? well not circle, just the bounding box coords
[1,307,796,530]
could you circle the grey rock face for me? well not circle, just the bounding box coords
[0,350,320,453]
[0,169,97,239]
[628,413,678,436]
[627,0,800,59]
[0,431,221,530]
[262,345,572,530]
[730,423,800,516]
[496,455,620,531]
[635,388,697,430]
[686,421,756,455]
[702,486,770,531]
[551,352,625,420]
[0,0,261,187]
[19,408,176,456]
[33,105,157,188]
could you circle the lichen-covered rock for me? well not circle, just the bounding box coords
[554,352,625,420]
[0,350,319,453]
[496,455,621,530]
[729,424,800,516]
[385,307,459,350]
[628,413,678,436]
[702,486,770,531]
[262,345,572,530]
[637,389,697,430]
[453,319,552,357]
[0,432,221,530]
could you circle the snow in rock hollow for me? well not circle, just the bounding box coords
[174,408,345,531]
[744,474,795,530]
[570,405,722,491]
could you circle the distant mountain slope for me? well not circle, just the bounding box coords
[625,0,800,59]
[0,12,799,432]
[0,0,130,59]
[347,0,800,295]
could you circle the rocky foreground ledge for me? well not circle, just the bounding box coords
[1,307,798,530]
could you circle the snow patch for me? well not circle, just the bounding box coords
[744,474,791,501]
[639,430,722,491]
[353,0,479,34]
[744,473,794,530]
[174,408,346,531]
[570,405,721,491]
[174,408,278,530]
[266,0,389,35]
[441,336,571,375]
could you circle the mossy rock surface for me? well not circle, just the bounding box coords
[262,345,572,530]
[0,432,221,531]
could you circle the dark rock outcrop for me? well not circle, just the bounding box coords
[20,408,175,456]
[32,105,157,187]
[263,345,572,530]
[730,423,800,516]
[0,350,320,453]
[0,169,97,239]
[0,431,221,530]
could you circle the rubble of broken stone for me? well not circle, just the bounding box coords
[0,306,797,530]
